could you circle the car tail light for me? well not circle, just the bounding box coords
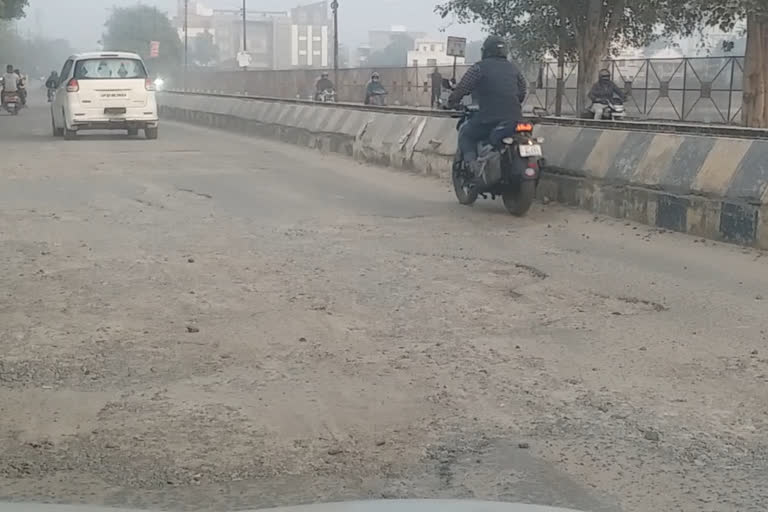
[66,78,79,93]
[145,79,155,91]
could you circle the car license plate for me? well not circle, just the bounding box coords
[104,107,127,115]
[519,144,542,157]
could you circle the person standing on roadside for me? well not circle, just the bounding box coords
[430,67,443,108]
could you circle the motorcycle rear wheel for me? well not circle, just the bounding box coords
[502,180,536,216]
[452,158,478,205]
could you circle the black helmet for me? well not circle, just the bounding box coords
[481,35,508,59]
[598,68,611,80]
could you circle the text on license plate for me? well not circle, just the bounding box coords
[519,144,543,157]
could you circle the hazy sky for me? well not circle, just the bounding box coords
[18,0,483,51]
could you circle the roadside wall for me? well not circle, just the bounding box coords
[158,93,768,249]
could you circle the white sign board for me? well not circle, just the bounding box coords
[446,36,467,58]
[237,51,252,68]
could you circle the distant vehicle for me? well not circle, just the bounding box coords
[50,51,159,140]
[316,88,336,103]
[2,91,21,115]
[583,99,626,121]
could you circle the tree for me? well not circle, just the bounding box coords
[191,30,218,67]
[367,33,415,68]
[0,0,28,20]
[0,23,74,76]
[102,4,183,74]
[437,0,696,111]
[694,1,767,127]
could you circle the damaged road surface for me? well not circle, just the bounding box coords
[1,106,767,512]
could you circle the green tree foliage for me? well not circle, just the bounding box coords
[0,0,28,20]
[0,24,74,77]
[191,30,218,67]
[436,0,698,110]
[367,33,415,68]
[102,4,182,74]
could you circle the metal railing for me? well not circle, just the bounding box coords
[172,56,746,124]
[527,57,745,124]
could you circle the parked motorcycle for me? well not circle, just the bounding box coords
[2,92,21,115]
[450,105,543,216]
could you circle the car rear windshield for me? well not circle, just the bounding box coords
[74,58,147,80]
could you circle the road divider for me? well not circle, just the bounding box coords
[159,92,768,249]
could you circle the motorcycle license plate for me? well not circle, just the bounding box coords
[519,144,542,157]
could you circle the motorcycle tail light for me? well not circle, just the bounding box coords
[515,122,533,132]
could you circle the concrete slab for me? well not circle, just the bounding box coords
[726,140,768,202]
[578,129,620,178]
[693,138,752,197]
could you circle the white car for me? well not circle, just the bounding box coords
[51,51,159,140]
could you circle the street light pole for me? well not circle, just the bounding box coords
[331,0,339,74]
[242,0,247,53]
[184,0,189,70]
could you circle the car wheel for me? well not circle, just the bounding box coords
[145,127,158,140]
[127,127,139,137]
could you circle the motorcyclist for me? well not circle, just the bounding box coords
[315,71,335,100]
[14,69,27,106]
[587,69,625,119]
[46,71,59,101]
[447,35,527,175]
[364,72,387,105]
[1,64,19,107]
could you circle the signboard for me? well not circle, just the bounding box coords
[149,41,160,58]
[446,36,467,58]
[237,51,252,69]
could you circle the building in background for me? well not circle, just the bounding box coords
[367,26,427,52]
[174,0,333,70]
[406,38,465,68]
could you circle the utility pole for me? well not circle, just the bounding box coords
[331,0,339,74]
[555,1,565,116]
[184,0,189,90]
[184,0,189,69]
[242,0,248,53]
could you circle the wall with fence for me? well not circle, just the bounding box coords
[172,56,745,124]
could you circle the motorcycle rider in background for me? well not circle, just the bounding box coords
[587,69,625,119]
[314,71,335,100]
[14,69,27,107]
[364,72,387,105]
[447,35,527,176]
[1,64,19,108]
[46,71,59,102]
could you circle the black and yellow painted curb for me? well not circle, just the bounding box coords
[159,93,768,249]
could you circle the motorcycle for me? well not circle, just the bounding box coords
[317,88,336,103]
[366,84,388,106]
[584,99,626,121]
[449,105,543,216]
[47,88,56,103]
[2,91,21,115]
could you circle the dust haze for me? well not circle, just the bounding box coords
[18,0,482,52]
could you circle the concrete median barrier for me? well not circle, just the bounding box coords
[159,92,768,249]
